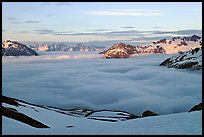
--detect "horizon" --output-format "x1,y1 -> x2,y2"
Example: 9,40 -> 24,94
2,2 -> 202,43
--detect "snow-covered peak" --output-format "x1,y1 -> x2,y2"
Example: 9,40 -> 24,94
2,40 -> 38,56
2,40 -> 18,48
160,47 -> 202,70
151,35 -> 202,54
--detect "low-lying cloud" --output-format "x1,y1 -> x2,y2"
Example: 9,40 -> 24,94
2,52 -> 103,63
2,53 -> 202,115
12,20 -> 41,24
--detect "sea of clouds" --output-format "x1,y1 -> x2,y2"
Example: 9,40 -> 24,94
2,51 -> 202,115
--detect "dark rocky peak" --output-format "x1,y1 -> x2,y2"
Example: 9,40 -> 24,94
172,37 -> 180,41
152,39 -> 167,44
182,34 -> 201,42
189,34 -> 201,42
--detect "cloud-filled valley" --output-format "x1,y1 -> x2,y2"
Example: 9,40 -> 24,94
2,52 -> 202,115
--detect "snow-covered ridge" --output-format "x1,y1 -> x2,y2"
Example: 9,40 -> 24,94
2,40 -> 38,56
150,34 -> 202,54
102,35 -> 202,58
103,42 -> 165,58
160,47 -> 202,70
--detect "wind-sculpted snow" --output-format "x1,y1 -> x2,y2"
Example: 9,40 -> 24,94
2,52 -> 202,115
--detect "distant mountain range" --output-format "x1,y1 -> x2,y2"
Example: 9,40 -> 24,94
29,43 -> 106,52
102,35 -> 202,59
2,35 -> 202,57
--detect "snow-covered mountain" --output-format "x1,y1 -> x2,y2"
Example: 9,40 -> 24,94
150,34 -> 202,54
103,43 -> 137,58
65,44 -> 105,52
160,47 -> 202,70
2,95 -> 202,135
30,43 -> 68,51
2,40 -> 38,56
29,43 -> 105,52
103,42 -> 165,58
102,35 -> 202,59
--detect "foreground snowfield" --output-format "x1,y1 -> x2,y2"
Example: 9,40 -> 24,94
2,101 -> 202,135
2,51 -> 202,134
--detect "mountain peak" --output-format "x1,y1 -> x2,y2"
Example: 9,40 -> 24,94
2,40 -> 38,56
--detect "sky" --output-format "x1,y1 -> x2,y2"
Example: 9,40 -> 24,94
2,2 -> 202,42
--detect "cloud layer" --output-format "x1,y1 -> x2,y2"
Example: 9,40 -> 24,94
2,52 -> 202,115
81,9 -> 163,16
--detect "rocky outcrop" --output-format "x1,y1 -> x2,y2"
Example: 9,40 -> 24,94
142,110 -> 158,117
2,95 -> 49,128
84,110 -> 140,122
160,47 -> 202,70
188,103 -> 202,112
2,106 -> 49,128
2,40 -> 38,56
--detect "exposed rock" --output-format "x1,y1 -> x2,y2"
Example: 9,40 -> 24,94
2,95 -> 19,107
186,34 -> 201,42
188,103 -> 202,112
2,106 -> 49,128
85,110 -> 140,122
99,50 -> 107,54
2,95 -> 140,124
151,34 -> 202,54
136,45 -> 166,54
142,110 -> 158,117
153,39 -> 167,44
2,40 -> 38,56
160,47 -> 202,70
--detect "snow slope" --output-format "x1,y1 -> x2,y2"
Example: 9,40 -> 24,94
2,97 -> 202,135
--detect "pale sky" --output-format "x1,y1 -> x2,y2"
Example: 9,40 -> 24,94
2,2 -> 202,42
